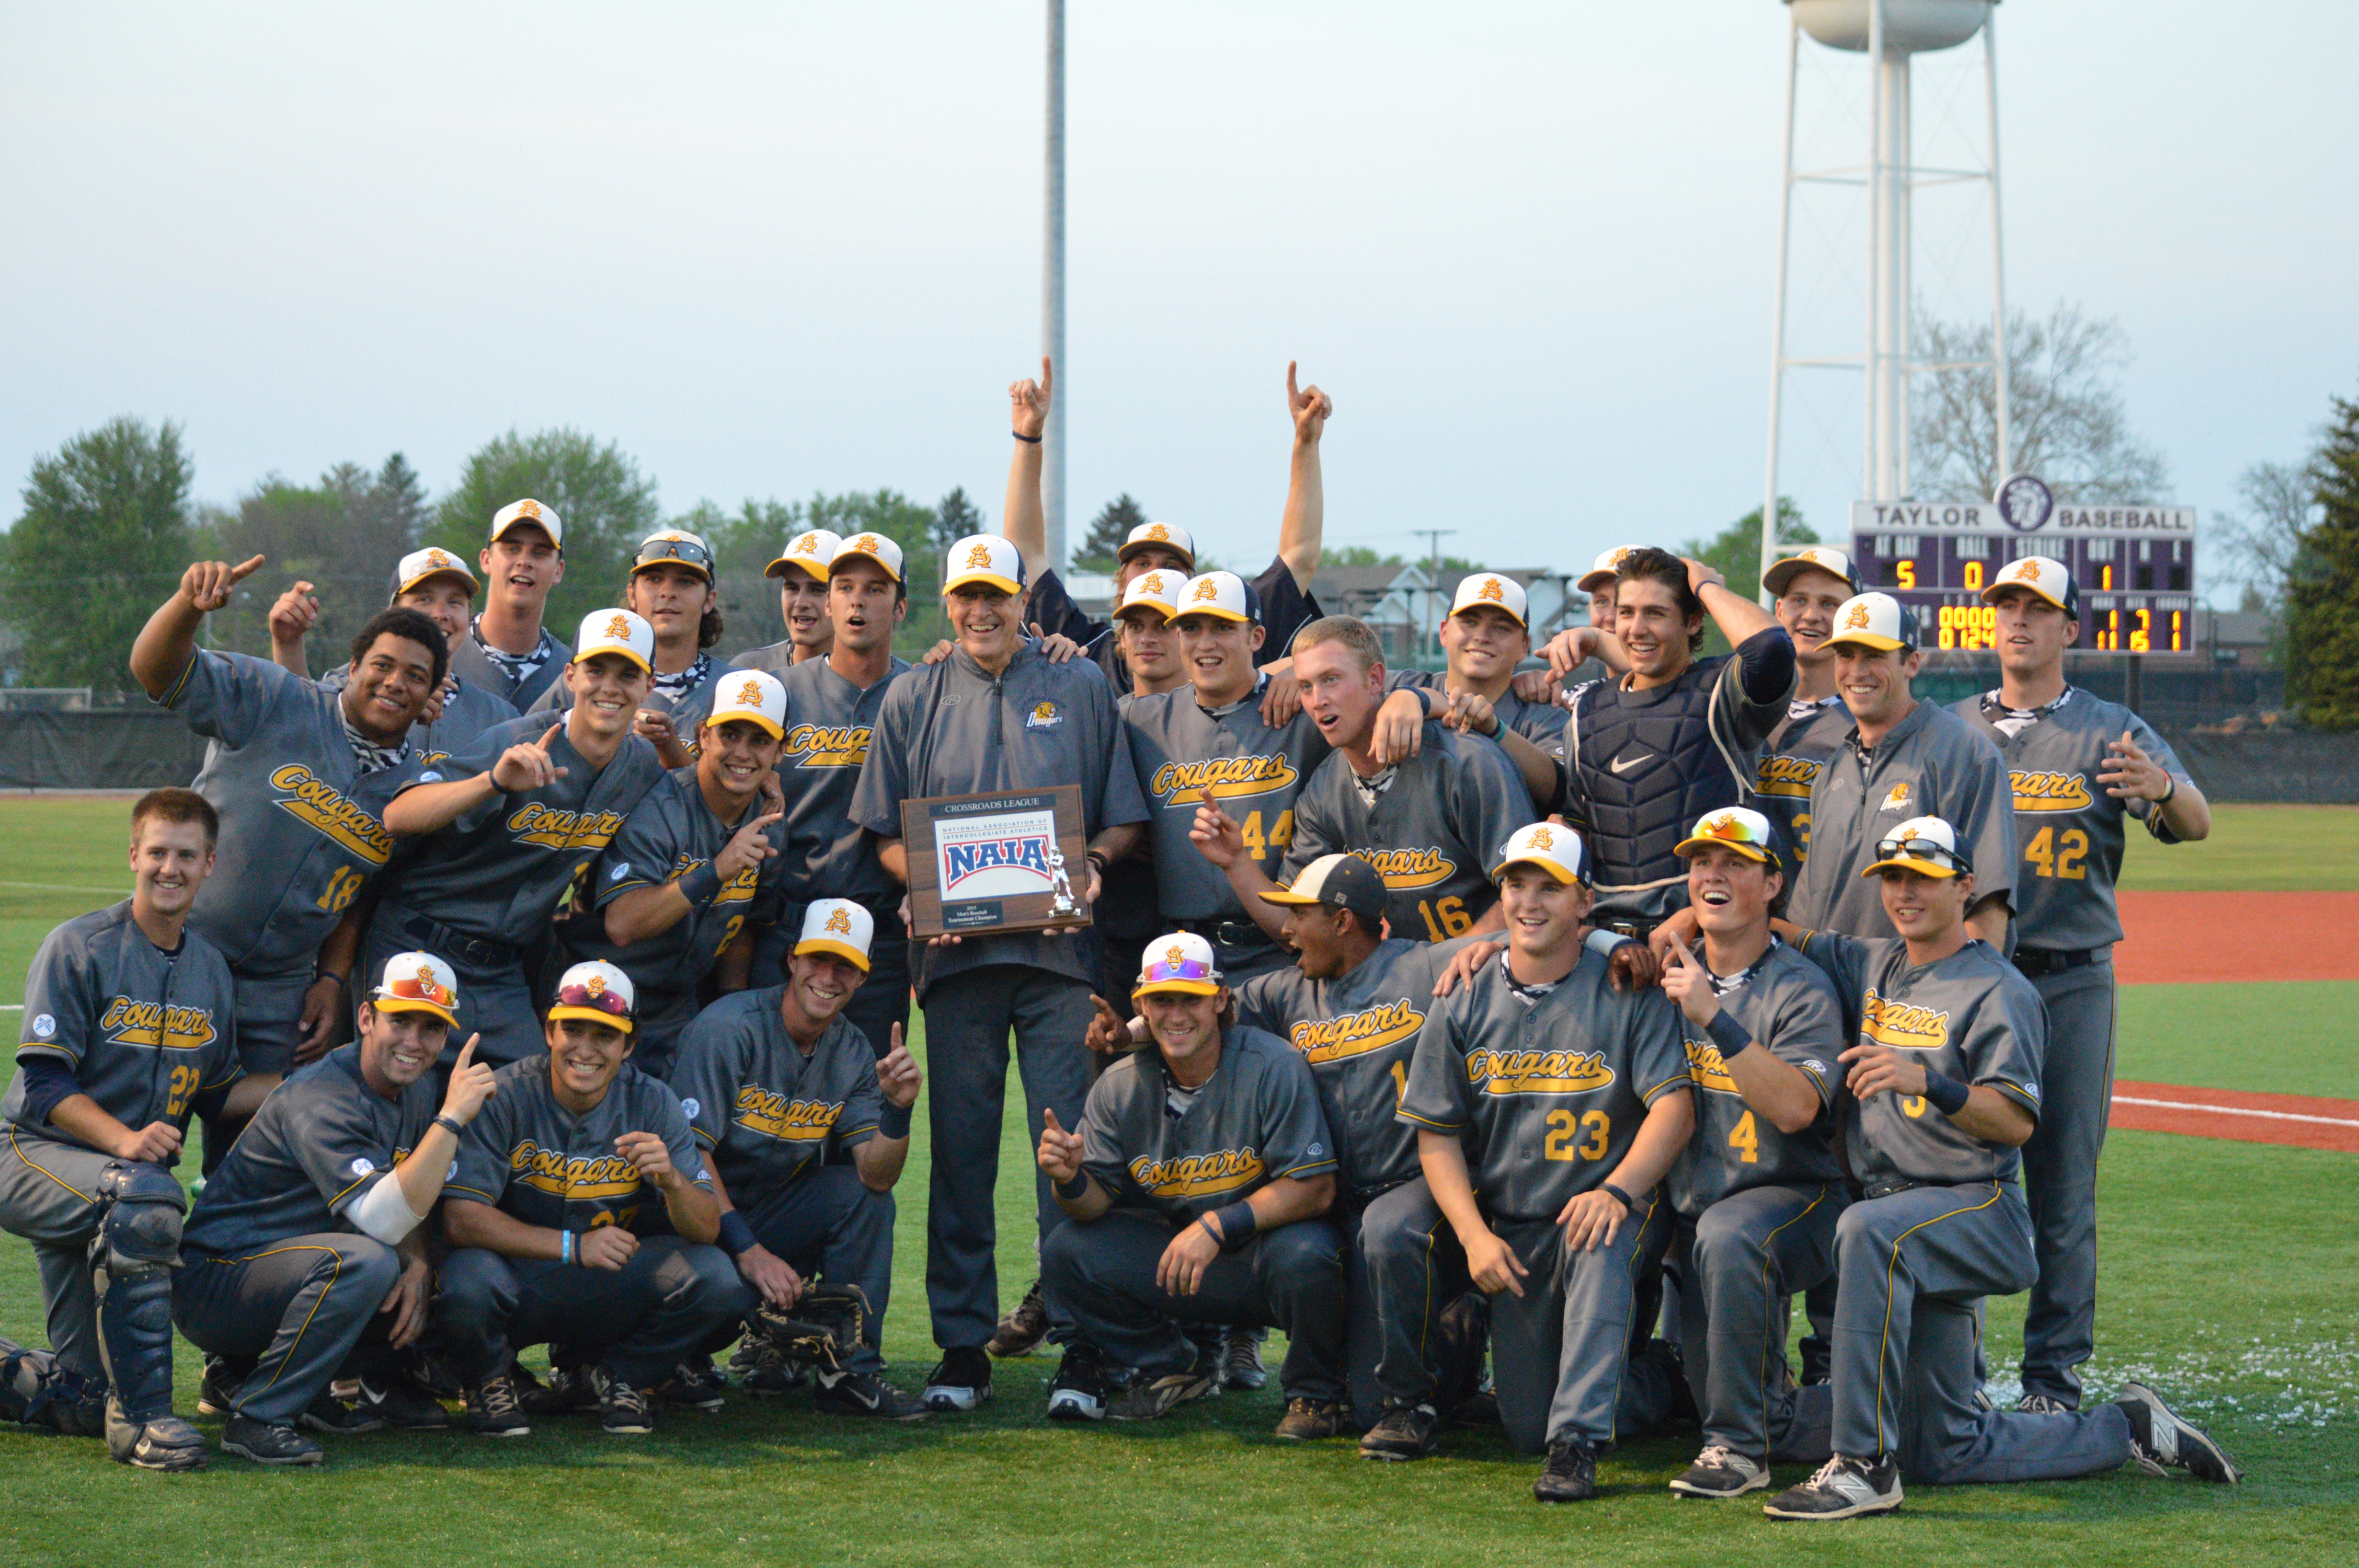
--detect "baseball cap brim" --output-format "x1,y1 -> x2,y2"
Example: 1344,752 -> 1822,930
371,993 -> 458,1029
830,553 -> 903,583
1118,539 -> 1196,568
1764,559 -> 1853,597
706,709 -> 784,741
1172,603 -> 1249,625
547,1004 -> 635,1034
1860,852 -> 1962,880
1980,578 -> 2072,613
793,936 -> 871,972
1132,975 -> 1220,998
490,517 -> 559,546
944,570 -> 1023,597
577,644 -> 653,674
1256,887 -> 1326,907
1824,629 -> 1909,653
1490,852 -> 1582,886
1674,834 -> 1774,864
766,555 -> 831,581
1575,568 -> 1618,592
1115,601 -> 1174,625
397,566 -> 478,598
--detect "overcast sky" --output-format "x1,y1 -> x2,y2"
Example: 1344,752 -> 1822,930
2,2 -> 2351,596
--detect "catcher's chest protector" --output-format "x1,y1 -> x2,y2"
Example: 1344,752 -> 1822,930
1571,663 -> 1740,890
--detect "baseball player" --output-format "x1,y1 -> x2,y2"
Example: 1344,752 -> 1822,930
1782,592 -> 2016,947
1395,573 -> 1572,766
267,546 -> 521,765
1036,933 -> 1347,1435
670,900 -> 927,1420
1762,817 -> 2235,1517
128,556 -> 440,1166
1955,556 -> 2208,1414
446,498 -> 571,711
1206,616 -> 1528,947
1653,808 -> 1848,1498
175,951 -> 497,1465
437,960 -> 739,1437
1088,569 -> 1191,1026
850,532 -> 1149,1412
365,609 -> 668,1066
0,790 -> 250,1469
1546,545 -> 1635,694
1750,546 -> 1863,868
533,529 -> 729,769
731,527 -> 844,675
1398,823 -> 1695,1502
566,668 -> 794,1079
1005,359 -> 1331,696
760,532 -> 914,1058
1545,547 -> 1796,939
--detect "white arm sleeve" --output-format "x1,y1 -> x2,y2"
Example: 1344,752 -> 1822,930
350,1172 -> 430,1246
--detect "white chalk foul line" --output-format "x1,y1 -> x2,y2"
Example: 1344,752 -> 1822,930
2114,1094 -> 2359,1131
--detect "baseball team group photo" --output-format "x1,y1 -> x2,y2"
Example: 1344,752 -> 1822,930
2,5 -> 2354,1566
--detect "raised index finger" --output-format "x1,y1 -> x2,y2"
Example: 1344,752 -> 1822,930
228,554 -> 267,581
1286,359 -> 1300,405
537,724 -> 563,751
453,1034 -> 480,1073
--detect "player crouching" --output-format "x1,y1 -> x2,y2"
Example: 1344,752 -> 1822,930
669,900 -> 928,1420
436,962 -> 741,1437
1035,933 -> 1349,1437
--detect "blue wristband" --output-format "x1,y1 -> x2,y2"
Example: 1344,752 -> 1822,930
1208,1201 -> 1259,1248
1704,1012 -> 1755,1060
1922,1069 -> 1972,1117
716,1210 -> 760,1259
1054,1170 -> 1089,1202
559,1230 -> 574,1266
678,862 -> 723,906
879,1101 -> 913,1140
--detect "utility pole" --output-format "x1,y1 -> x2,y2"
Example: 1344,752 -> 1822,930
1414,527 -> 1456,664
1042,0 -> 1068,574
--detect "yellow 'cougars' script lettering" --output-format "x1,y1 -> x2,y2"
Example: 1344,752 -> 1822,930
268,764 -> 395,864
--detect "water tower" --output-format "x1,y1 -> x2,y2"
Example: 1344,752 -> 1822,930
1760,0 -> 2011,584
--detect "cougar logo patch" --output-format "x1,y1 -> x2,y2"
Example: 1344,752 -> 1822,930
1149,754 -> 1298,806
1879,782 -> 1913,813
1024,701 -> 1062,730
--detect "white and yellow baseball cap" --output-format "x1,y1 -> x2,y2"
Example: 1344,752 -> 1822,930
1577,546 -> 1636,593
370,951 -> 461,1029
1134,931 -> 1221,998
1983,554 -> 2078,617
394,547 -> 478,599
1491,822 -> 1588,886
830,531 -> 906,583
706,668 -> 787,739
549,960 -> 636,1033
795,898 -> 874,972
1450,572 -> 1528,629
943,535 -> 1025,597
1824,592 -> 1919,654
490,497 -> 564,548
1863,815 -> 1969,879
1172,571 -> 1254,625
1118,521 -> 1196,570
1674,806 -> 1781,869
768,528 -> 843,582
1763,545 -> 1862,598
574,608 -> 655,672
1114,569 -> 1183,625
633,529 -> 716,582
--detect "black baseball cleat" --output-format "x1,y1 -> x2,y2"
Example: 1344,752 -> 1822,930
357,1372 -> 450,1430
658,1361 -> 727,1412
986,1281 -> 1051,1359
1046,1342 -> 1109,1422
520,1363 -> 597,1416
814,1369 -> 931,1422
737,1336 -> 803,1397
196,1355 -> 251,1419
923,1346 -> 994,1412
1669,1445 -> 1769,1498
1221,1329 -> 1269,1392
222,1415 -> 325,1467
465,1374 -> 531,1438
110,1415 -> 210,1472
2116,1382 -> 2241,1483
296,1389 -> 387,1435
1533,1438 -> 1601,1502
1763,1454 -> 1904,1519
1359,1401 -> 1440,1462
1274,1398 -> 1345,1442
591,1366 -> 656,1435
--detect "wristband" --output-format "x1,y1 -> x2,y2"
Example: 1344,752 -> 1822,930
1012,430 -> 1043,444
1086,849 -> 1110,875
315,970 -> 348,991
678,862 -> 724,906
559,1230 -> 575,1266
1584,928 -> 1632,960
1921,1069 -> 1972,1117
1704,1012 -> 1755,1061
716,1210 -> 760,1259
433,1113 -> 465,1139
1601,1183 -> 1637,1213
878,1101 -> 913,1140
1208,1201 -> 1259,1248
1054,1170 -> 1089,1202
2157,774 -> 2178,804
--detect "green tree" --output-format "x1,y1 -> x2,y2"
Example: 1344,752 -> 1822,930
933,486 -> 984,555
0,417 -> 194,693
1680,498 -> 1816,655
198,454 -> 434,659
2286,393 -> 2359,729
426,429 -> 661,639
1074,493 -> 1148,572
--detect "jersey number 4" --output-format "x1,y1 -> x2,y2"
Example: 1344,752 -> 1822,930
2022,826 -> 2089,881
1238,810 -> 1295,865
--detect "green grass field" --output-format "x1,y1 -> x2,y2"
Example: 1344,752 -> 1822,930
0,799 -> 2352,1566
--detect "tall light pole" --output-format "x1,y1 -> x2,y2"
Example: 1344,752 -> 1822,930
1043,0 -> 1068,573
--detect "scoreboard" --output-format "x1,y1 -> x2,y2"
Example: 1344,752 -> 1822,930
1849,481 -> 2198,655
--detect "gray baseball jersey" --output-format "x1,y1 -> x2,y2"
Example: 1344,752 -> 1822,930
1787,700 -> 2016,940
1124,676 -> 1332,920
1398,949 -> 1689,1223
774,654 -> 911,912
1791,930 -> 2045,1189
1953,688 -> 2193,952
320,663 -> 518,769
154,649 -> 421,981
448,1055 -> 709,1236
850,642 -> 1150,998
532,653 -> 727,759
3,903 -> 242,1157
449,622 -> 571,712
570,767 -> 792,1033
1388,668 -> 1570,758
669,989 -> 884,1211
180,1043 -> 434,1255
1282,722 -> 1529,944
730,642 -> 796,677
1234,937 -> 1476,1197
377,713 -> 666,947
1752,695 -> 1850,869
1079,1025 -> 1337,1224
1665,940 -> 1845,1218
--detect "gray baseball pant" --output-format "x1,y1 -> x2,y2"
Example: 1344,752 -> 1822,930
175,1236 -> 400,1424
1488,1193 -> 1674,1454
0,1136 -> 125,1385
434,1236 -> 744,1389
918,964 -> 1094,1350
2019,959 -> 2115,1408
729,1166 -> 896,1374
1355,1177 -> 1474,1422
1670,1181 -> 1845,1461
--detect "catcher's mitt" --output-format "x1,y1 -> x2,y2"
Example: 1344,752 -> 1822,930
747,1283 -> 871,1375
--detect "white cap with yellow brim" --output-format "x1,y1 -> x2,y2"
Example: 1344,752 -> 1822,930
490,498 -> 563,547
1133,931 -> 1222,998
394,547 -> 478,601
548,960 -> 636,1034
573,608 -> 655,673
943,535 -> 1026,597
1114,570 -> 1182,624
1490,822 -> 1588,886
830,532 -> 906,583
1118,520 -> 1197,569
706,669 -> 787,740
1576,546 -> 1636,593
1861,815 -> 1969,880
1674,806 -> 1781,870
795,898 -> 874,972
768,529 -> 844,582
1763,545 -> 1861,599
370,951 -> 461,1029
1450,572 -> 1528,629
1824,592 -> 1919,654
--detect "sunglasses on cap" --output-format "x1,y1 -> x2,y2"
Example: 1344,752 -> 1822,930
635,537 -> 714,572
555,980 -> 633,1018
387,974 -> 454,1008
1873,835 -> 1965,871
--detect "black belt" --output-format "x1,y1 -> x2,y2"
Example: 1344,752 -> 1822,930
2012,947 -> 2101,977
401,914 -> 519,972
1177,918 -> 1275,952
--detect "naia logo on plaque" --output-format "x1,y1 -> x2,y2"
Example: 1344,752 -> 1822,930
934,806 -> 1062,899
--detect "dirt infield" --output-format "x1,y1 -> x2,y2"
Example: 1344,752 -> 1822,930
2116,891 -> 2359,984
2113,1079 -> 2359,1154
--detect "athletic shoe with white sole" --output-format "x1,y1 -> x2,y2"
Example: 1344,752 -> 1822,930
1046,1343 -> 1109,1422
222,1414 -> 324,1466
1763,1454 -> 1903,1519
658,1361 -> 727,1412
2017,1392 -> 2071,1415
1669,1445 -> 1769,1498
592,1366 -> 656,1435
814,1369 -> 931,1422
465,1374 -> 531,1438
922,1346 -> 994,1412
2116,1382 -> 2241,1483
296,1389 -> 386,1435
358,1373 -> 450,1430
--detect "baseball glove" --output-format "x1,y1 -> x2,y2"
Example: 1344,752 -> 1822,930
747,1283 -> 871,1375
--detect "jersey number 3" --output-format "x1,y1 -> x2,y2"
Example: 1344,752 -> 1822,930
1543,1109 -> 1610,1162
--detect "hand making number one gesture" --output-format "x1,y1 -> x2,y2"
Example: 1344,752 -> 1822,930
491,725 -> 570,793
180,555 -> 266,614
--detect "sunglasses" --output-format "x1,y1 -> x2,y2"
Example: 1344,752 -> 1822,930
387,974 -> 454,1008
636,537 -> 714,572
1139,957 -> 1217,986
1875,837 -> 1960,868
556,981 -> 632,1018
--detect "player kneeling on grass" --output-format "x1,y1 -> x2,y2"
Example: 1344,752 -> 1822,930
1399,824 -> 1695,1504
1760,816 -> 2237,1520
1655,808 -> 1849,1499
669,900 -> 927,1420
0,790 -> 261,1469
1035,933 -> 1349,1436
436,962 -> 740,1438
175,952 -> 496,1465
